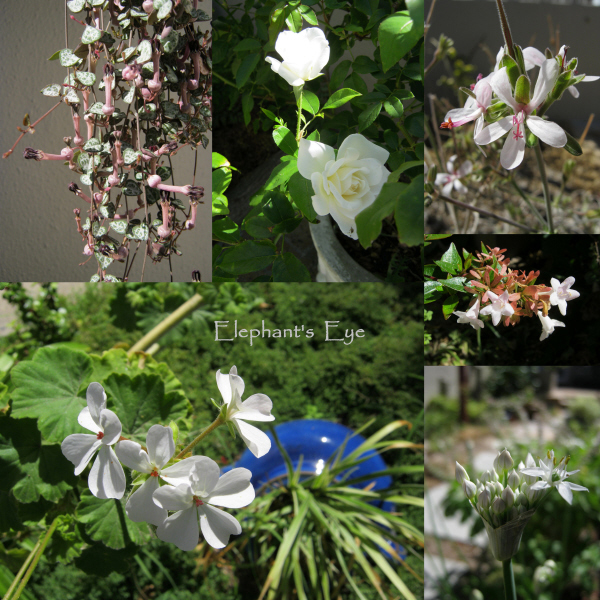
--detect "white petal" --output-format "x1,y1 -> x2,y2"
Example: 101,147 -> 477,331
491,68 -> 519,112
582,75 -> 600,82
161,456 -> 209,487
337,134 -> 389,165
199,504 -> 242,549
153,483 -> 194,511
526,116 -> 567,148
86,382 -> 107,426
455,160 -> 473,178
453,180 -> 468,195
88,445 -> 126,499
157,505 -> 200,552
114,440 -> 152,473
126,476 -> 167,526
523,46 -> 546,70
146,424 -> 175,469
490,309 -> 501,326
189,457 -> 221,496
62,434 -> 101,476
531,59 -> 560,108
500,131 -> 525,170
520,467 -> 545,476
557,298 -> 567,316
99,409 -> 122,445
556,481 -> 573,505
474,117 -> 513,145
442,182 -> 454,197
530,481 -> 551,491
208,468 -> 255,508
565,483 -> 588,492
298,139 -> 335,179
265,56 -> 304,86
562,276 -> 576,289
216,368 -> 232,405
237,394 -> 275,422
78,407 -> 101,434
569,86 -> 580,99
233,418 -> 272,458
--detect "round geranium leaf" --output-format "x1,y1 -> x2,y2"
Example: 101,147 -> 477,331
81,25 -> 102,45
136,40 -> 152,64
59,49 -> 82,67
41,84 -> 62,97
76,71 -> 97,87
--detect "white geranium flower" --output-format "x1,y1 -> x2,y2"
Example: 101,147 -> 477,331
479,290 -> 514,326
441,76 -> 493,137
153,458 -> 255,551
297,134 -> 390,239
61,382 -> 126,499
537,310 -> 565,341
265,27 -> 330,87
520,450 -> 588,505
453,297 -> 484,330
115,425 -> 209,526
549,277 -> 579,316
434,155 -> 473,197
216,366 -> 275,458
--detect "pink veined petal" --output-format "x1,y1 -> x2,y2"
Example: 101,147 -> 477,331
189,457 -> 221,496
126,476 -> 167,526
500,129 -> 526,170
490,68 -> 519,112
157,505 -> 200,552
444,106 -> 480,126
99,409 -> 122,445
114,440 -> 152,473
446,155 -> 457,173
199,503 -> 242,549
522,46 -> 546,70
474,117 -> 513,145
455,160 -> 473,178
298,139 -> 335,180
153,483 -> 194,512
61,434 -> 102,476
237,393 -> 275,422
146,424 -> 175,469
233,418 -> 272,458
475,78 -> 493,108
530,59 -> 560,109
208,468 -> 255,508
556,481 -> 573,505
526,116 -> 567,148
78,407 -> 101,434
86,382 -> 107,426
160,456 -> 209,486
88,445 -> 126,499
337,134 -> 389,165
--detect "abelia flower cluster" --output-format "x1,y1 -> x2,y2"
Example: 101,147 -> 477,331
456,448 -> 587,560
61,367 -> 274,551
440,43 -> 598,170
452,245 -> 579,341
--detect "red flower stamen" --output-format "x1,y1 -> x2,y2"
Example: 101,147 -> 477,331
440,118 -> 454,130
97,431 -> 104,440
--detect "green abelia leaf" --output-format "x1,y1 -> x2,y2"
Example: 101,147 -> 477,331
110,220 -> 128,234
136,40 -> 152,64
75,71 -> 97,87
10,347 -> 94,443
41,84 -> 62,97
67,0 -> 86,13
81,26 -> 103,45
59,49 -> 83,68
95,253 -> 113,270
440,277 -> 468,293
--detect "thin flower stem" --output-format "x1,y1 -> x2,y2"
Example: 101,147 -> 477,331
502,559 -> 517,600
127,293 -> 204,356
495,0 -> 516,61
9,518 -> 59,600
2,539 -> 42,600
296,87 -> 304,142
508,180 -> 549,231
176,415 -> 224,458
533,142 -> 554,234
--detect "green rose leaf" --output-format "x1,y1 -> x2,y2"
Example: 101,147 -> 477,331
236,53 -> 261,88
287,171 -> 317,221
219,240 -> 278,276
264,159 -> 298,190
356,182 -> 405,249
272,253 -> 311,282
81,26 -> 103,45
301,90 -> 320,115
75,71 -> 97,87
213,217 -> 241,244
379,11 -> 421,73
395,175 -> 424,246
358,102 -> 383,132
212,153 -> 231,169
272,127 -> 298,156
263,191 -> 296,225
10,346 -> 93,443
322,88 -> 362,111
406,0 -> 425,38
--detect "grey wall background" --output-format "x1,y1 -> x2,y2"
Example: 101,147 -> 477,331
0,0 -> 212,282
426,1 -> 600,139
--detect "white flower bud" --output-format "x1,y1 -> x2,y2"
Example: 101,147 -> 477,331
478,487 -> 492,510
492,497 -> 506,514
507,469 -> 521,490
455,461 -> 469,485
521,482 -> 529,496
462,479 -> 477,499
494,481 -> 504,496
516,492 -> 528,507
502,485 -> 515,508
480,469 -> 493,483
491,468 -> 500,482
495,449 -> 514,472
486,482 -> 496,498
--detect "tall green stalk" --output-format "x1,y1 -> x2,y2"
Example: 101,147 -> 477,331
495,0 -> 516,60
502,559 -> 517,600
533,142 -> 554,234
295,86 -> 304,142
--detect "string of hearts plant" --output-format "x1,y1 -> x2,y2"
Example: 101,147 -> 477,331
3,0 -> 212,282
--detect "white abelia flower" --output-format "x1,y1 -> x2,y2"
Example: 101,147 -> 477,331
537,310 -> 565,341
297,134 -> 390,239
61,382 -> 126,499
453,297 -> 484,330
116,425 -> 209,526
549,276 -> 579,316
265,28 -> 330,87
480,291 -> 514,326
153,458 -> 255,551
434,155 -> 473,197
216,366 -> 275,458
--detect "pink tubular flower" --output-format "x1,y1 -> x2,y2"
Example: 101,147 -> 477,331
440,75 -> 493,137
24,147 -> 74,162
474,59 -> 567,170
434,155 -> 472,197
102,64 -> 115,116
157,199 -> 172,239
69,182 -> 92,204
147,174 -> 204,201
185,202 -> 197,230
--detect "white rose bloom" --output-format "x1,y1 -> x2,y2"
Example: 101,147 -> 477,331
297,134 -> 390,239
265,28 -> 330,87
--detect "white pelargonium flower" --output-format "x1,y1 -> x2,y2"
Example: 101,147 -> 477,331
217,366 -> 275,458
441,75 -> 493,137
265,28 -> 330,87
520,450 -> 588,505
549,276 -> 579,316
297,134 -> 390,239
153,458 -> 255,551
475,59 -> 567,170
434,155 -> 473,197
116,425 -> 210,526
537,310 -> 565,341
479,290 -> 514,326
453,297 -> 484,330
61,382 -> 126,499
